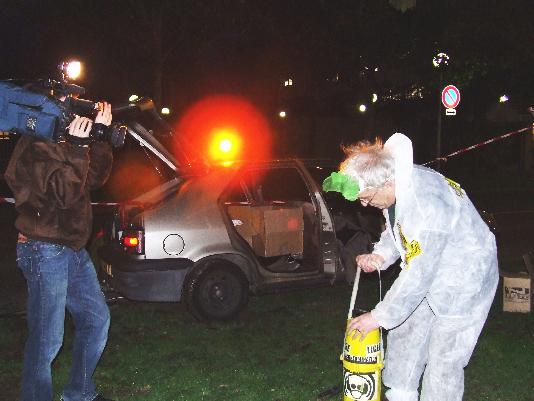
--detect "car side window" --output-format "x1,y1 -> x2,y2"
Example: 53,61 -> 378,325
306,164 -> 337,188
243,167 -> 311,203
223,179 -> 249,203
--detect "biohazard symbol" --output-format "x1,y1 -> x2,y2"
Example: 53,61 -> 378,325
397,223 -> 422,267
445,177 -> 464,197
343,370 -> 377,401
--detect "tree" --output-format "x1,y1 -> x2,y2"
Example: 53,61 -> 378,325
389,0 -> 417,13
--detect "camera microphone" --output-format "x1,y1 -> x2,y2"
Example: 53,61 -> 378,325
111,103 -> 138,114
112,98 -> 156,114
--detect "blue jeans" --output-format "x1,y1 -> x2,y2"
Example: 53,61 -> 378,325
16,239 -> 110,401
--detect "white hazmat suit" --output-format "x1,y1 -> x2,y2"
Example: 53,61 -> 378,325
370,134 -> 499,401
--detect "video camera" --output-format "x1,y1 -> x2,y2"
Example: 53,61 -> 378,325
0,61 -> 146,148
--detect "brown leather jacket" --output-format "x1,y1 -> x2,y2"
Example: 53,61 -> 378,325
5,135 -> 113,250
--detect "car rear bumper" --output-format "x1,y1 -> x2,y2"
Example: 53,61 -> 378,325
98,244 -> 193,302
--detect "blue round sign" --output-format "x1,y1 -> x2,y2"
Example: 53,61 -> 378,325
441,85 -> 461,109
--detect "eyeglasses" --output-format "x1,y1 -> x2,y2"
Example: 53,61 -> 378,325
359,187 -> 379,206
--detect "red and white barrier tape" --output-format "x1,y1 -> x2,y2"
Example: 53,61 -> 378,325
423,126 -> 532,166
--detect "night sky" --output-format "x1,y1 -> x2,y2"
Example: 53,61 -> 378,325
1,0 -> 532,167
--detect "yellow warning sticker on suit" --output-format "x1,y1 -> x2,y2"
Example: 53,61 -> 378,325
445,177 -> 464,197
397,223 -> 422,266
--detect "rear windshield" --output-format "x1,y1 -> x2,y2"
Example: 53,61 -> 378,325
96,134 -> 177,202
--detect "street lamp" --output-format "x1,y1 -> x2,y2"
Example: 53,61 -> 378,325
499,95 -> 509,103
161,107 -> 170,115
432,52 -> 449,69
129,94 -> 139,102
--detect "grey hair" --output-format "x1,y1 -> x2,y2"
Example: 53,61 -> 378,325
339,138 -> 395,188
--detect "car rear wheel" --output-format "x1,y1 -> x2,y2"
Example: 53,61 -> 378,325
184,260 -> 249,321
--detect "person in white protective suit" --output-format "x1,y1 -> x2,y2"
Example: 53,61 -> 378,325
339,133 -> 499,401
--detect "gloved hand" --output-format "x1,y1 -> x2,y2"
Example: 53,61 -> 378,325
356,253 -> 384,273
94,102 -> 112,126
68,116 -> 93,138
347,312 -> 380,341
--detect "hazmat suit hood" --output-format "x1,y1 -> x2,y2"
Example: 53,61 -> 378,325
383,133 -> 413,203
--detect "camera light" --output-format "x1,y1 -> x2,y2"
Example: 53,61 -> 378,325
64,61 -> 82,80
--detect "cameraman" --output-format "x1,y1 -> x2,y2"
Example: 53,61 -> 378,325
5,103 -> 115,401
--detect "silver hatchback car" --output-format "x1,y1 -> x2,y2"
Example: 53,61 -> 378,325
98,124 -> 381,320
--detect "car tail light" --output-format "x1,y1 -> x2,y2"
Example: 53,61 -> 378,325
123,236 -> 139,247
121,229 -> 145,255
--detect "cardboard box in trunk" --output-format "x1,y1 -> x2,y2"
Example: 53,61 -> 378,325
252,231 -> 304,257
252,206 -> 304,257
227,205 -> 256,247
500,252 -> 533,313
227,204 -> 304,257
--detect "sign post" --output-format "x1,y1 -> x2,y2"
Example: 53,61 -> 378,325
441,85 -> 461,115
436,84 -> 461,171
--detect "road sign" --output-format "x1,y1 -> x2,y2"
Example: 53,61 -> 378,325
441,85 -> 461,109
445,108 -> 457,116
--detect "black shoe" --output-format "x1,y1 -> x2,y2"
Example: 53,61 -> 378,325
93,395 -> 115,401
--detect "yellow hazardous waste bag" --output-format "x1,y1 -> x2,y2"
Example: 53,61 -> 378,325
341,327 -> 383,401
341,266 -> 383,401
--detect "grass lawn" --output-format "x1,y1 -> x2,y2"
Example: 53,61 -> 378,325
1,270 -> 533,401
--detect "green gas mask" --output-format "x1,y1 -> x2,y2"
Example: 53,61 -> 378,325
322,172 -> 360,201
